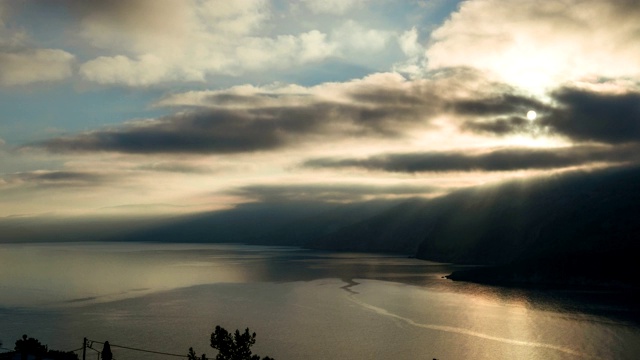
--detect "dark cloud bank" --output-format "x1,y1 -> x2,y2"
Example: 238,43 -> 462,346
33,71 -> 548,155
36,102 -> 424,154
468,87 -> 640,144
304,145 -> 640,173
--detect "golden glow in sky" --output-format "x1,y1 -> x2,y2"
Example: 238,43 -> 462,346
0,0 -> 639,218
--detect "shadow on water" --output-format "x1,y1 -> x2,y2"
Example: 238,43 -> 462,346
227,248 -> 640,327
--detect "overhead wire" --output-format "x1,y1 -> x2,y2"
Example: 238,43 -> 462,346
87,339 -> 188,358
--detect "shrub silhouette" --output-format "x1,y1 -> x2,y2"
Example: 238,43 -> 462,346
189,325 -> 274,360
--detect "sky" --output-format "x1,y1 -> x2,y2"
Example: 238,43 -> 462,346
1,0 -> 640,219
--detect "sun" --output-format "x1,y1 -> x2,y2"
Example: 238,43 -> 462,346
526,110 -> 537,121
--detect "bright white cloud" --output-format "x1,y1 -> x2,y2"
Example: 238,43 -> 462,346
333,20 -> 392,53
80,54 -> 184,86
299,30 -> 337,62
393,27 -> 426,78
75,0 -> 339,86
233,30 -> 336,71
426,0 -> 640,92
0,49 -> 75,86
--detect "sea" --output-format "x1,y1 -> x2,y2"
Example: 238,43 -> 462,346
1,242 -> 639,359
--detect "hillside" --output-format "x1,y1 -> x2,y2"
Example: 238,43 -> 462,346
415,165 -> 640,265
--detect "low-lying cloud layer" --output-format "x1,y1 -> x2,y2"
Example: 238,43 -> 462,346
304,145 -> 640,173
1,170 -> 113,187
232,182 -> 437,203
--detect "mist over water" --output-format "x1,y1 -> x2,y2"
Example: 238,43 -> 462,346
1,243 -> 639,359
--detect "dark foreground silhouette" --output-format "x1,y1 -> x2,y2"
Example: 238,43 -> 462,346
0,335 -> 79,360
189,325 -> 274,360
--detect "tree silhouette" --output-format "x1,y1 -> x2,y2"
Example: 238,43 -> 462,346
13,335 -> 78,360
101,341 -> 113,360
188,325 -> 274,360
15,335 -> 47,360
188,347 -> 208,360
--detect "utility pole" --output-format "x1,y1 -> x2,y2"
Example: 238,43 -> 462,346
82,337 -> 87,360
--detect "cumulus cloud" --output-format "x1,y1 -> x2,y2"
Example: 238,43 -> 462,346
79,54 -> 175,87
303,145 -> 640,173
54,0 -> 343,85
332,20 -> 392,53
427,0 -> 640,92
393,27 -> 427,78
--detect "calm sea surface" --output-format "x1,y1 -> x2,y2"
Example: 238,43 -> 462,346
1,243 -> 639,359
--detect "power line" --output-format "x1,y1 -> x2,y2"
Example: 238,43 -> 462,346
3,338 -> 188,359
87,339 -> 188,358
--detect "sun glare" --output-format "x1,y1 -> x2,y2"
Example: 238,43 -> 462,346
526,110 -> 537,121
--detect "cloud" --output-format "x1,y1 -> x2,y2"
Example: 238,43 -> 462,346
0,49 -> 75,86
35,71 -> 547,154
23,0 -> 408,86
79,54 -> 175,87
303,145 -> 640,173
232,182 -> 436,202
0,3 -> 75,86
1,170 -> 113,187
301,0 -> 368,15
452,94 -> 549,117
136,161 -> 214,174
35,101 -> 421,154
332,20 -> 392,53
543,88 -> 640,144
36,109 -> 294,154
51,0 -> 343,86
465,87 -> 640,144
426,0 -> 640,92
464,116 -> 537,136
393,27 -> 427,78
